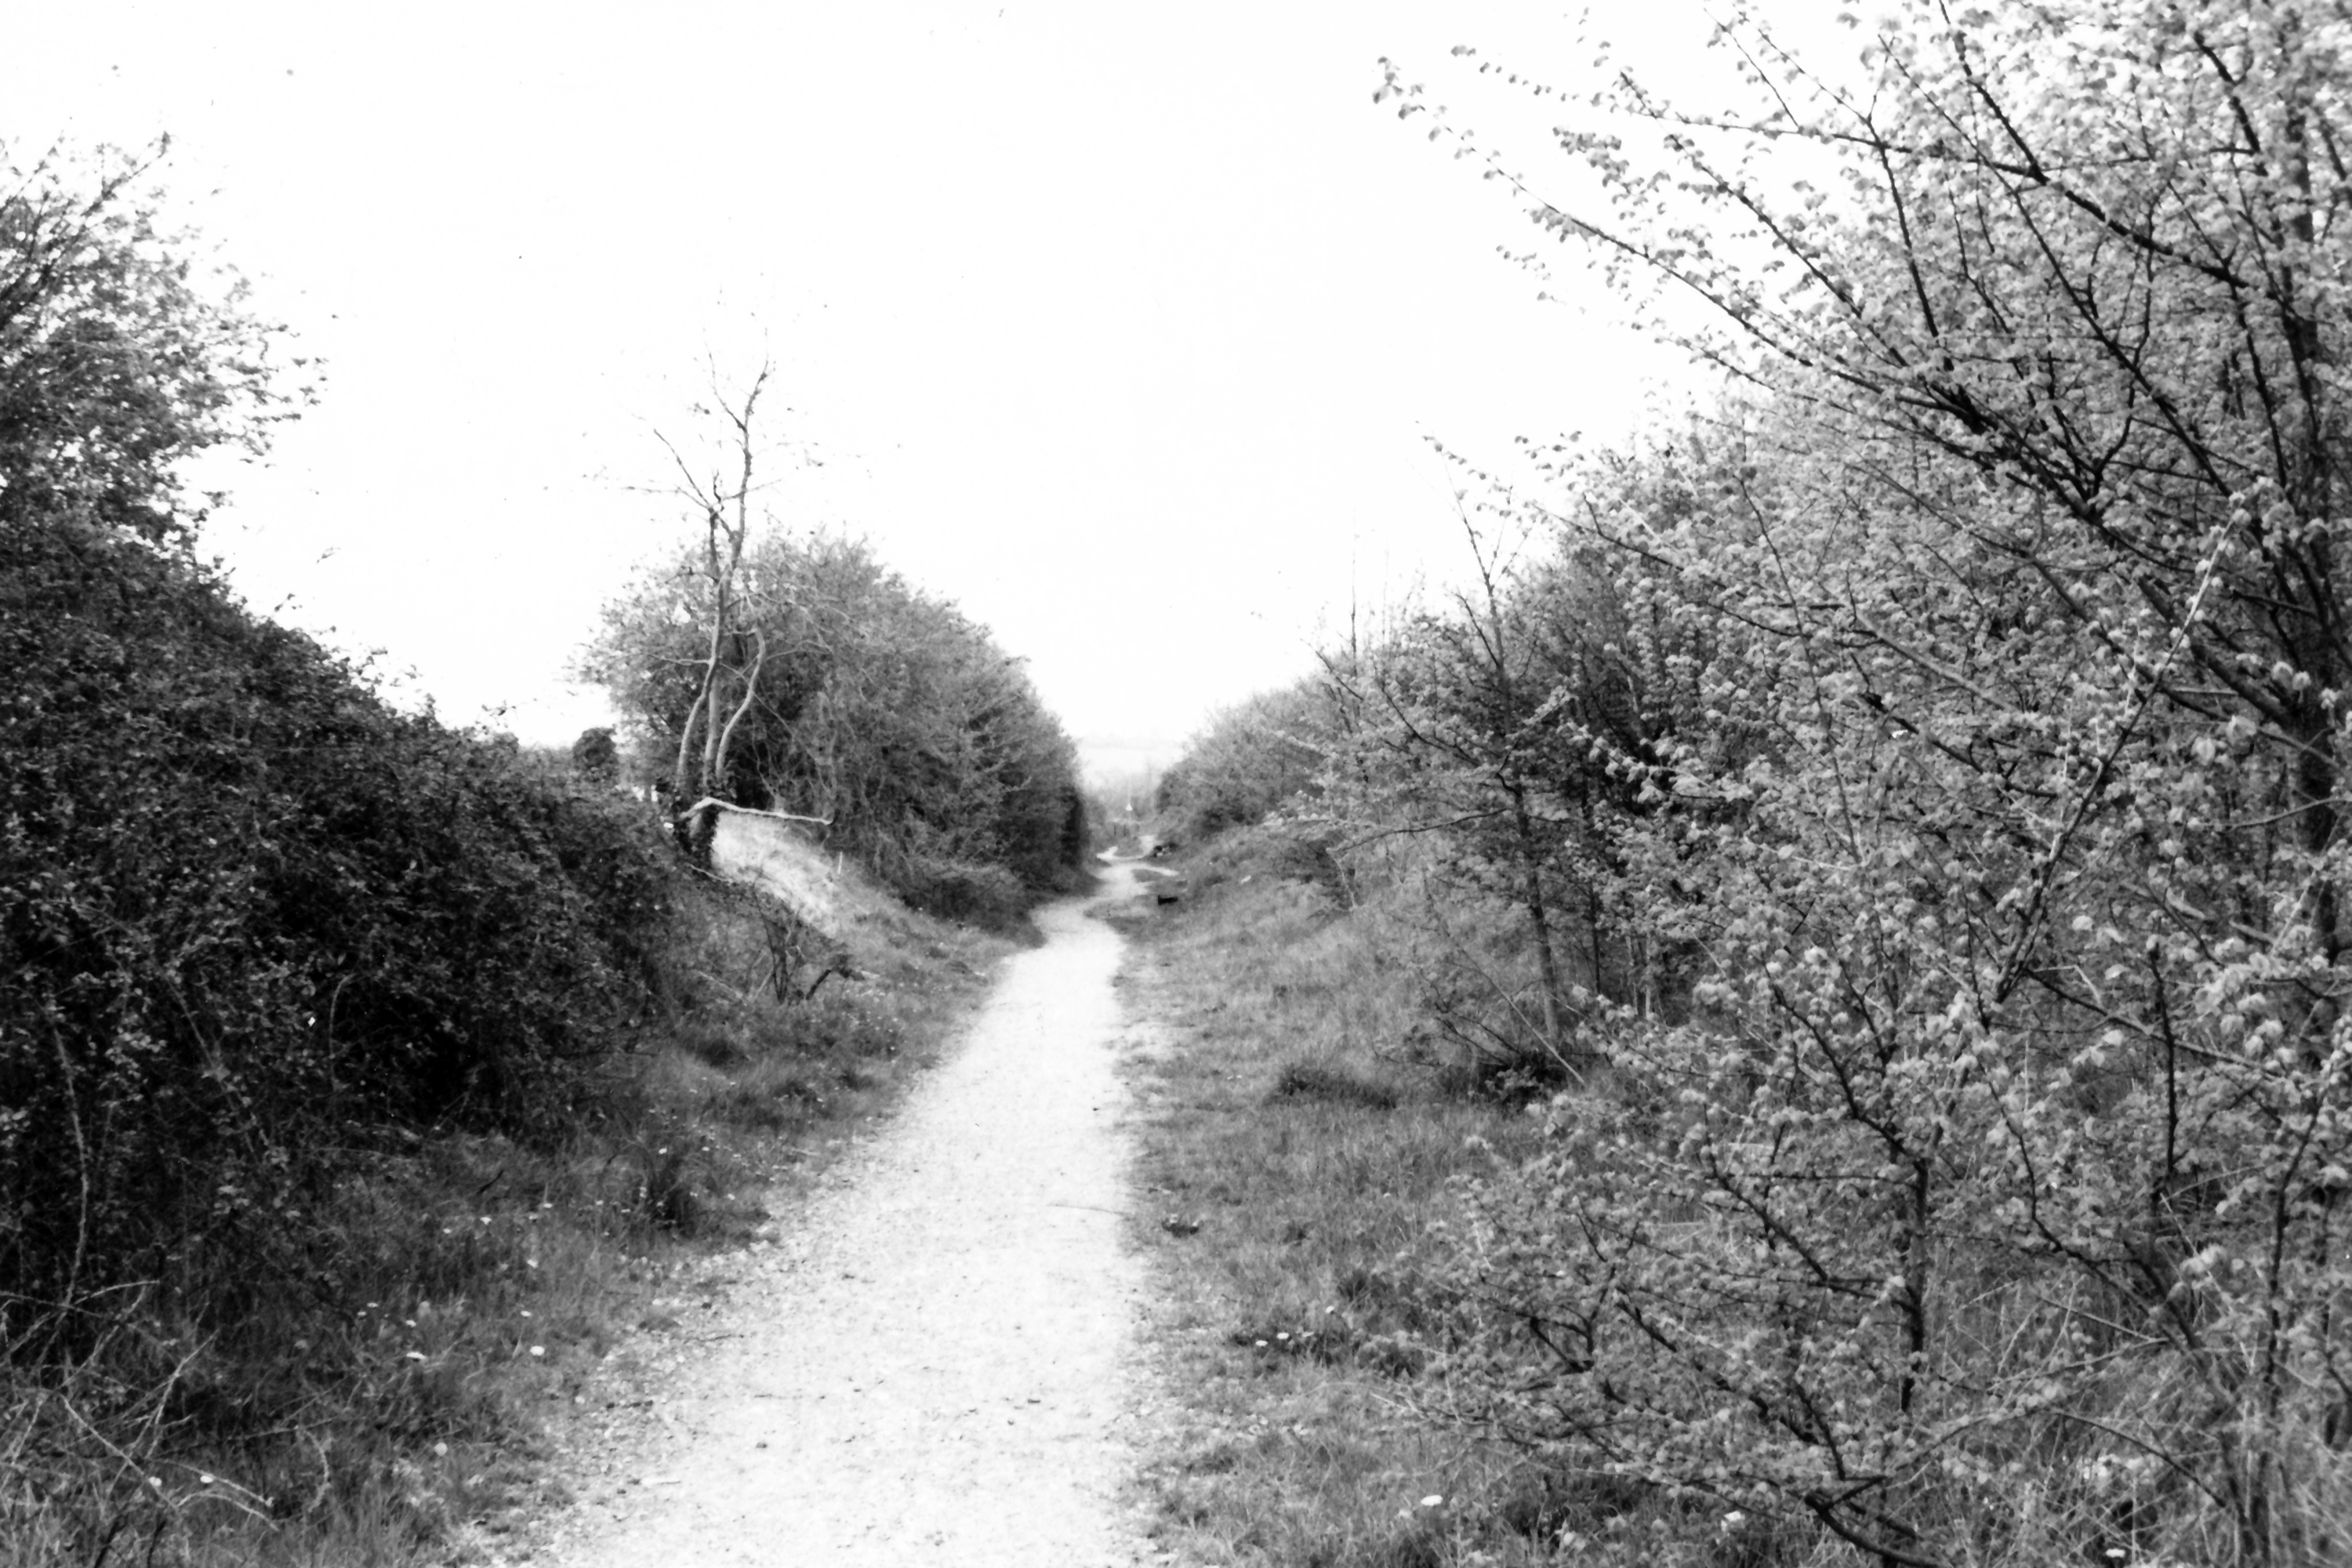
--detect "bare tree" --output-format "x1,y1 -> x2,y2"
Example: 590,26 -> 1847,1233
655,361 -> 775,851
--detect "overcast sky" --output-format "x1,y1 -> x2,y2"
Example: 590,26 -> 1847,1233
11,3 -> 1838,780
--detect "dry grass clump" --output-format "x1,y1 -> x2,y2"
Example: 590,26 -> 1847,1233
1118,859 -> 1571,1567
1269,1060 -> 1399,1112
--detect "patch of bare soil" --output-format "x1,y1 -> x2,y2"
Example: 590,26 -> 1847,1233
485,873 -> 1167,1566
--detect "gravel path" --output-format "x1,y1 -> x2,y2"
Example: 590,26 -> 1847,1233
535,873 -> 1159,1566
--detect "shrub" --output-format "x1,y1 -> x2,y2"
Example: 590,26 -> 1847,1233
0,517 -> 677,1353
1154,677 -> 1338,846
583,528 -> 1092,901
570,725 -> 619,783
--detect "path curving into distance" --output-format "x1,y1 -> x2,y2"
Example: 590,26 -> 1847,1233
545,872 -> 1156,1567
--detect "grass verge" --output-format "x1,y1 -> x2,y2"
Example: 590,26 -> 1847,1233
1110,862 -> 1577,1568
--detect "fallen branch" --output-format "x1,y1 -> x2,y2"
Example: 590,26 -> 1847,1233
679,797 -> 832,828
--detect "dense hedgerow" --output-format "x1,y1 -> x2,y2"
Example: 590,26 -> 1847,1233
0,515 -> 676,1352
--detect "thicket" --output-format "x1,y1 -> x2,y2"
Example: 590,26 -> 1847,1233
583,523 -> 1091,920
1160,5 -> 2352,1561
3,517 -> 677,1314
1152,677 -> 1338,848
0,142 -> 706,1559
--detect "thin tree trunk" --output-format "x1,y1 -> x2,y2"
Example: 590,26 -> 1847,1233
713,627 -> 768,801
1507,777 -> 1572,1067
671,684 -> 710,815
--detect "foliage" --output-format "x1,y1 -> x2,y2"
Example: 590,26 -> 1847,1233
571,724 -> 619,783
0,514 -> 678,1346
1290,462 -> 1733,1087
0,140 -> 706,1563
583,526 -> 1089,901
0,140 -> 294,548
1154,675 -> 1338,845
1312,5 -> 2352,1561
0,135 -> 1057,1566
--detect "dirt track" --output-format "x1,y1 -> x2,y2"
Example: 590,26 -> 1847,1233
522,871 -> 1160,1566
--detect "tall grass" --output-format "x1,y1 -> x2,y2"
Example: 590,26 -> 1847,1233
1113,857 -> 1575,1568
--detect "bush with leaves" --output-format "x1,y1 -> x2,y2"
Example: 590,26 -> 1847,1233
1153,676 -> 1337,846
0,141 -> 676,1388
584,526 -> 1088,902
1301,471 -> 1733,1086
0,141 -> 292,550
1357,5 -> 2352,1562
1,514 -> 677,1352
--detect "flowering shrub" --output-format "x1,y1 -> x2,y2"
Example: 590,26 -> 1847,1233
1348,5 -> 2352,1559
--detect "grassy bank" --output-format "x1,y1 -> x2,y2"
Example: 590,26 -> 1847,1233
4,856 -> 1014,1568
1110,851 -> 1569,1568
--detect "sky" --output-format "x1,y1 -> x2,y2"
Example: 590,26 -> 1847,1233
9,2 -> 1846,782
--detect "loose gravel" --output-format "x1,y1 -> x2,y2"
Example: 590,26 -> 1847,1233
510,875 -> 1163,1567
